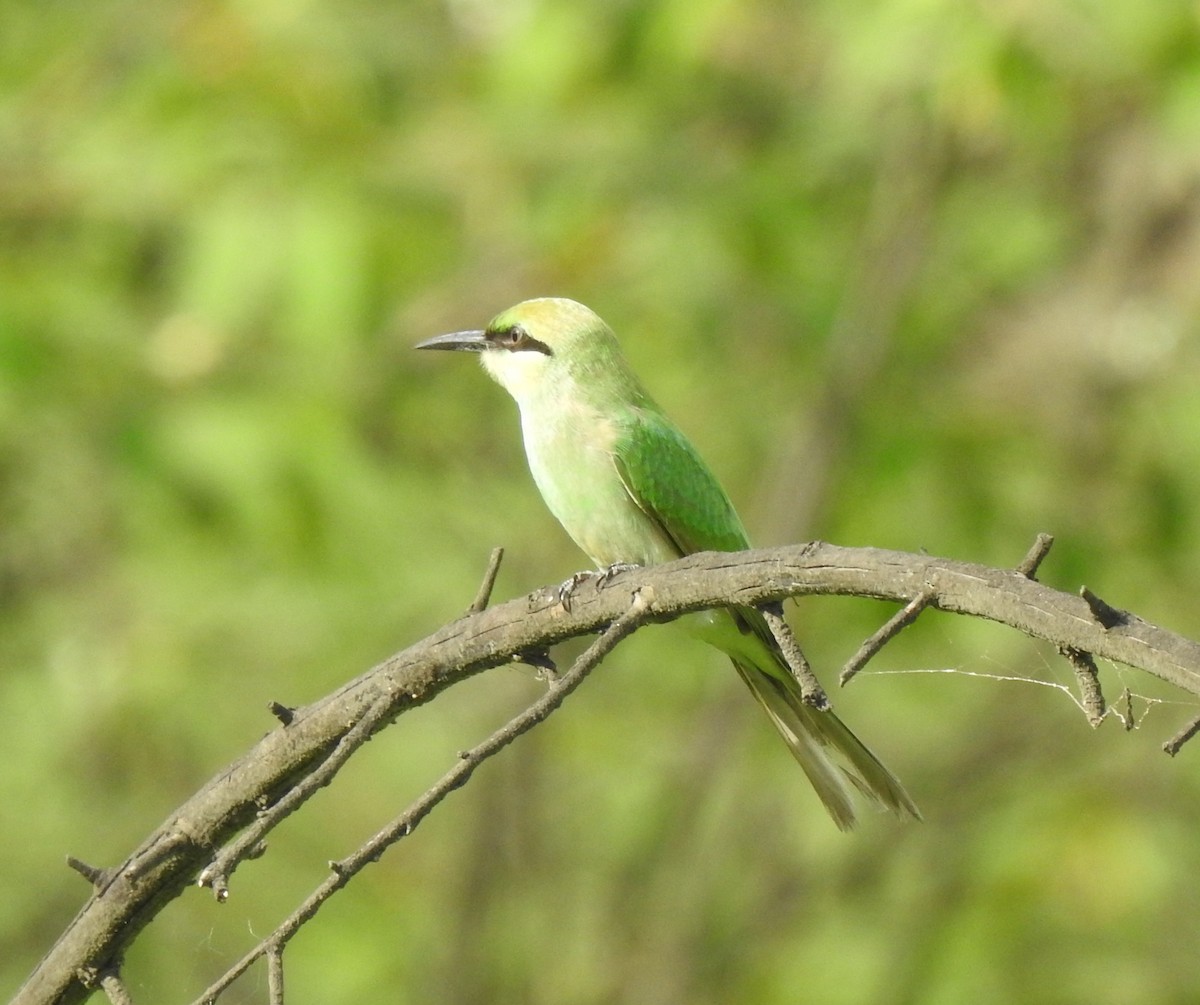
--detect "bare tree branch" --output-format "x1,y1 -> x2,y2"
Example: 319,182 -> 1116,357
189,590 -> 653,1005
15,540 -> 1200,1005
195,693 -> 395,903
760,602 -> 828,707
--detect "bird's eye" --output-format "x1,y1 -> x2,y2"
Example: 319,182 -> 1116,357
500,325 -> 527,348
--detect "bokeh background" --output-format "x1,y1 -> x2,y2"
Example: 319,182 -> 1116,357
5,1 -> 1200,1002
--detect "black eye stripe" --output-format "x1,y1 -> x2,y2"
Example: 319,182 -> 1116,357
488,324 -> 552,356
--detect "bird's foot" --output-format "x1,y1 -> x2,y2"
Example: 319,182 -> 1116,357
597,561 -> 640,585
556,570 -> 595,612
557,563 -> 641,612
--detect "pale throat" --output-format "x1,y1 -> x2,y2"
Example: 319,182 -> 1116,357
480,348 -> 553,407
483,353 -> 632,563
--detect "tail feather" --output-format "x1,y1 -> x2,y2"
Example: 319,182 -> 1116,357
732,659 -> 920,830
685,608 -> 919,828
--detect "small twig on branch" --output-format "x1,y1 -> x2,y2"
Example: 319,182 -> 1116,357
267,949 -> 284,1005
1058,647 -> 1106,726
760,603 -> 828,708
1080,586 -> 1127,629
98,970 -> 133,1005
1016,533 -> 1055,579
1121,688 -> 1137,731
1163,714 -> 1200,756
268,702 -> 295,726
468,547 -> 505,614
65,856 -> 109,890
841,586 -> 937,685
190,589 -> 654,1005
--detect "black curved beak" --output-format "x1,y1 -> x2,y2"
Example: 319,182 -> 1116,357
414,330 -> 489,352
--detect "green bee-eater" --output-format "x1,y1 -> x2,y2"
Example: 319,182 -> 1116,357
417,298 -> 918,828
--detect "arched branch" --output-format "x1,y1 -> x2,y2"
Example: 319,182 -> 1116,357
15,539 -> 1200,1004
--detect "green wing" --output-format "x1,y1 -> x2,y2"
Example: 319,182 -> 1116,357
611,406 -> 750,557
613,407 -> 919,827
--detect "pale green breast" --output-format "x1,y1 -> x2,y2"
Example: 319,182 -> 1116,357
516,376 -> 751,569
519,397 -> 680,568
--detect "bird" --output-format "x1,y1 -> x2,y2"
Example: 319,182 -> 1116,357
416,297 -> 918,828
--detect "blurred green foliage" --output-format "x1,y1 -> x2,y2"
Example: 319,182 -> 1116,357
4,0 -> 1200,1002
